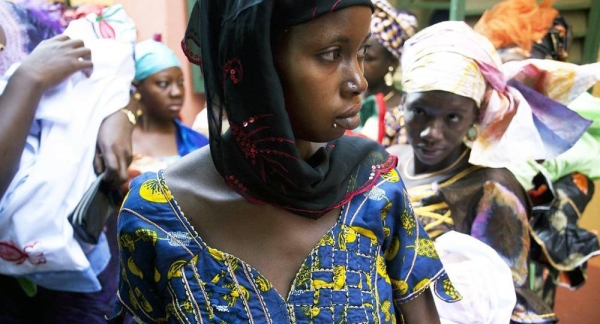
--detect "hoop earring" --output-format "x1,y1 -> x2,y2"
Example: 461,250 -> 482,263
466,125 -> 478,141
385,66 -> 395,86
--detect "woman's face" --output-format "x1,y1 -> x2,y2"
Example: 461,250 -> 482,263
403,90 -> 478,168
137,66 -> 184,121
363,37 -> 397,87
273,6 -> 371,143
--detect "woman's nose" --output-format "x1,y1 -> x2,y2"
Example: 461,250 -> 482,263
170,84 -> 183,97
420,119 -> 444,141
343,61 -> 368,96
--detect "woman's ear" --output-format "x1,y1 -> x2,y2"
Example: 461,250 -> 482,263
385,52 -> 400,72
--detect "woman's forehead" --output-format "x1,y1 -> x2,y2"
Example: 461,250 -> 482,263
284,7 -> 371,45
407,91 -> 477,111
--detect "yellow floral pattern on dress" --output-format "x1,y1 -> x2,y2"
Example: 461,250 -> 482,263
135,228 -> 158,245
415,238 -> 439,259
139,178 -> 172,203
391,278 -> 409,295
381,169 -> 400,182
255,275 -> 273,292
401,210 -> 416,236
128,257 -> 143,279
443,278 -> 461,300
114,171 -> 461,323
384,236 -> 400,261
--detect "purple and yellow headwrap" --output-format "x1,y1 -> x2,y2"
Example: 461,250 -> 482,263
401,21 -> 591,168
0,0 -> 63,75
370,0 -> 417,59
182,0 -> 398,218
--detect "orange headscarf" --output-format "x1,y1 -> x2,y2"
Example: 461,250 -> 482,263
474,0 -> 558,56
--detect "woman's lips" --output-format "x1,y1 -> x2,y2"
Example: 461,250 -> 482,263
416,146 -> 444,161
335,104 -> 362,130
335,114 -> 361,130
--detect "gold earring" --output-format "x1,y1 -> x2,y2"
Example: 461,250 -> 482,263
0,43 -> 5,51
132,93 -> 143,117
466,125 -> 478,141
385,66 -> 395,86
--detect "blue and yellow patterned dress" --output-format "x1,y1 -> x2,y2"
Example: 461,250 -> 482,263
113,169 -> 460,323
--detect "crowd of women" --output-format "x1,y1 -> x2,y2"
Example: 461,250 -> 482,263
1,0 -> 599,323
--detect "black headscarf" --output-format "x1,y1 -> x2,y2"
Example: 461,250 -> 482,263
182,0 -> 397,218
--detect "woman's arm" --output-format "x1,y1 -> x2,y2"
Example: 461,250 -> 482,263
398,289 -> 440,324
94,96 -> 136,190
0,35 -> 92,197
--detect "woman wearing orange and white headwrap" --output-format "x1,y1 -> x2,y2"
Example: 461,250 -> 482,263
349,0 -> 417,147
387,21 -> 594,323
474,0 -> 570,62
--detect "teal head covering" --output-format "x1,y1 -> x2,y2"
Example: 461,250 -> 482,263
134,39 -> 181,82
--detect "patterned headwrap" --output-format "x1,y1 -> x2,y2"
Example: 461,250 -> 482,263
0,0 -> 62,75
134,39 -> 181,82
370,0 -> 418,59
183,0 -> 396,218
401,21 -> 591,168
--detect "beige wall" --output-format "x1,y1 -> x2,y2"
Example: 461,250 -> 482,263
115,0 -> 204,125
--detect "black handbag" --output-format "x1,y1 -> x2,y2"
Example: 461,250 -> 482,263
68,173 -> 122,244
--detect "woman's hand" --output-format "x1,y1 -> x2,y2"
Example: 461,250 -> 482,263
17,35 -> 93,90
94,97 -> 137,190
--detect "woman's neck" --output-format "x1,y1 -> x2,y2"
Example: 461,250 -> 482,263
138,115 -> 176,133
296,140 -> 326,161
413,145 -> 470,175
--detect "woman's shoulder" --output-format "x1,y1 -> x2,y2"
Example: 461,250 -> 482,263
386,143 -> 412,161
120,171 -> 178,219
165,147 -> 233,200
344,168 -> 410,239
470,166 -> 527,195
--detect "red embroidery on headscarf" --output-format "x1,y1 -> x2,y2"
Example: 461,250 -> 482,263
230,114 -> 298,183
181,39 -> 203,72
331,0 -> 342,11
224,58 -> 244,85
329,0 -> 342,12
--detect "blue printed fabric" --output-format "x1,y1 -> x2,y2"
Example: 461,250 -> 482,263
114,169 -> 460,323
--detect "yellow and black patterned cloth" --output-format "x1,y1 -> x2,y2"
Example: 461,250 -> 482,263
112,170 -> 461,323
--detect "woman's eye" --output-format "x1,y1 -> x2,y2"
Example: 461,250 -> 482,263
448,114 -> 461,122
320,49 -> 341,62
412,107 -> 425,115
358,44 -> 371,59
177,79 -> 184,87
156,81 -> 169,88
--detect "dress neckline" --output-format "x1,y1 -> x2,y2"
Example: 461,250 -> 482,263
155,170 -> 348,304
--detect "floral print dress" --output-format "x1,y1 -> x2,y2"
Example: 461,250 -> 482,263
113,169 -> 460,323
